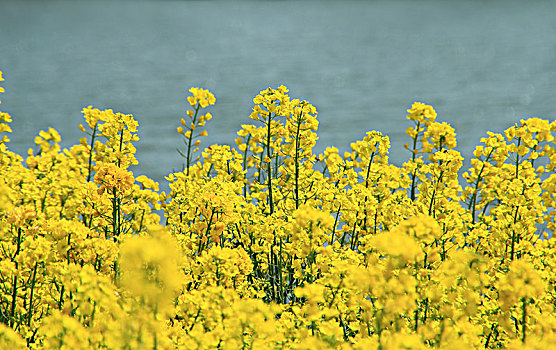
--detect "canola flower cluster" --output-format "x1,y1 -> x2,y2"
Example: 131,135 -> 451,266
0,69 -> 556,349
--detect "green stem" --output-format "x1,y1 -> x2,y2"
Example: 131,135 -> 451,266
185,104 -> 201,176
67,233 -> 72,263
242,134 -> 251,198
27,263 -> 38,327
515,137 -> 521,179
199,209 -> 215,253
294,114 -> 302,210
9,275 -> 17,327
362,150 -> 376,231
330,203 -> 341,245
9,227 -> 23,327
428,170 -> 445,217
266,116 -> 274,214
112,187 -> 119,238
86,123 -> 98,182
117,129 -> 124,168
410,122 -> 421,201
510,206 -> 520,261
521,298 -> 527,343
469,148 -> 493,224
278,238 -> 284,303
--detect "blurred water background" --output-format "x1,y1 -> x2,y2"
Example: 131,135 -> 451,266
1,0 -> 555,189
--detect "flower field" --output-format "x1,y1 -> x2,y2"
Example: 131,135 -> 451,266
1,69 -> 556,349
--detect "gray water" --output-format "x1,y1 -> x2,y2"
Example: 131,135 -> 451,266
1,0 -> 555,187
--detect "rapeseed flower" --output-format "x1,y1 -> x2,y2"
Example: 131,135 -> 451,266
1,69 -> 556,348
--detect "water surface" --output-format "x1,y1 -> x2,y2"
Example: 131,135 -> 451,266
1,0 -> 555,185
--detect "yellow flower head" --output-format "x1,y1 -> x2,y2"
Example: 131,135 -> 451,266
119,228 -> 182,313
187,87 -> 216,108
423,121 -> 457,152
406,101 -> 437,126
497,259 -> 545,307
94,163 -> 134,195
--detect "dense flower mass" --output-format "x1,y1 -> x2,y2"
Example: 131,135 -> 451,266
1,69 -> 556,349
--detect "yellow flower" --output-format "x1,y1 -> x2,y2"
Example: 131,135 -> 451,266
406,101 -> 437,126
119,228 -> 182,313
497,259 -> 545,308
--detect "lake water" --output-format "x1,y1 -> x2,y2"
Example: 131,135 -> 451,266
1,0 -> 555,187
